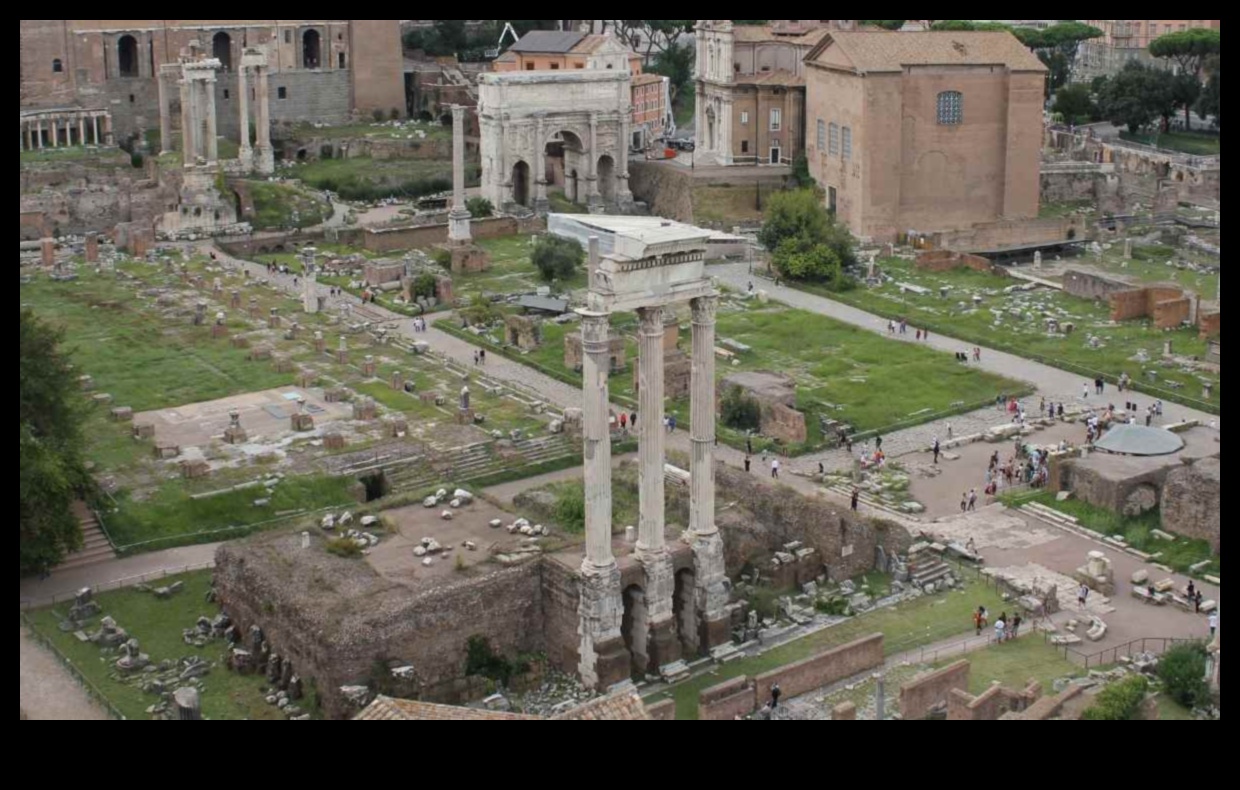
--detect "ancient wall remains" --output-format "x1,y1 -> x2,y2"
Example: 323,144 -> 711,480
698,676 -> 758,721
947,680 -> 1041,720
915,250 -> 1008,276
359,216 -> 537,253
1199,313 -> 1220,340
645,698 -> 675,721
1161,457 -> 1221,552
1063,269 -> 1133,301
898,659 -> 970,720
628,161 -> 695,224
1006,684 -> 1087,720
932,215 -> 1085,252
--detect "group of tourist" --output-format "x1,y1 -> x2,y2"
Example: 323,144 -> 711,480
411,316 -> 428,332
954,347 -> 982,363
887,318 -> 931,343
472,349 -> 487,366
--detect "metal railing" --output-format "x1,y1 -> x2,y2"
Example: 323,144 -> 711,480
1046,635 -> 1194,669
19,561 -> 216,611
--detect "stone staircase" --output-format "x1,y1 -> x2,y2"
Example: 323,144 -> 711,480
56,502 -> 117,571
906,542 -> 953,590
363,435 -> 577,495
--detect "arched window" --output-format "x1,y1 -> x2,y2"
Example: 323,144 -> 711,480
117,34 -> 139,78
212,32 -> 233,72
302,29 -> 321,69
52,58 -> 63,73
937,90 -> 963,125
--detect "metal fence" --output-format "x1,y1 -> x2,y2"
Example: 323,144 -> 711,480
1047,635 -> 1194,669
19,561 -> 216,611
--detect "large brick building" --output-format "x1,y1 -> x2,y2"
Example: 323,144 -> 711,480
804,31 -> 1046,243
19,20 -> 405,139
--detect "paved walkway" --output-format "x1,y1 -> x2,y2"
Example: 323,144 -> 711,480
710,262 -> 1219,430
19,621 -> 109,720
19,542 -> 221,609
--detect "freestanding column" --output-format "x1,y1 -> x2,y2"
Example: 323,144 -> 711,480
51,118 -> 59,147
180,76 -> 194,165
576,310 -> 629,690
533,114 -> 548,213
204,74 -> 219,163
92,115 -> 100,146
689,294 -> 730,655
447,104 -> 471,242
636,305 -> 679,675
254,66 -> 273,174
236,66 -> 252,168
618,111 -> 632,201
157,71 -> 172,153
78,117 -> 86,147
35,120 -> 43,149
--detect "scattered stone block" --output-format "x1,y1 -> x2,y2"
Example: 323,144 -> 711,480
1131,570 -> 1149,585
132,422 -> 155,440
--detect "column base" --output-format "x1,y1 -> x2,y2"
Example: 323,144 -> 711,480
534,197 -> 550,215
577,562 -> 628,691
254,147 -> 274,175
692,530 -> 732,651
647,614 -> 681,675
447,209 -> 472,244
238,147 -> 254,171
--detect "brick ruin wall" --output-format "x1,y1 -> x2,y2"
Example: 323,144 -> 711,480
1161,457 -> 1221,553
947,680 -> 1042,720
899,659 -> 970,720
1199,312 -> 1220,340
1064,458 -> 1173,517
915,250 -> 1009,276
359,215 -> 538,253
933,216 -> 1085,252
1063,269 -> 1131,301
628,160 -> 695,224
20,159 -> 176,237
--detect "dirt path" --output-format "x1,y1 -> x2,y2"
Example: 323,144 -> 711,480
19,622 -> 109,720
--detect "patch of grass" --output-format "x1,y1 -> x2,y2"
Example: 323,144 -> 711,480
1156,693 -> 1196,720
247,181 -> 329,230
1119,130 -> 1220,156
1039,198 -> 1094,219
23,570 -> 318,719
20,146 -> 129,165
289,120 -> 450,141
23,269 -> 293,411
645,579 -> 1006,719
547,190 -> 588,214
292,156 -> 456,201
449,234 -> 588,302
106,474 -> 356,552
325,535 -> 363,558
817,256 -> 1219,412
1027,492 -> 1218,576
941,636 -> 1080,695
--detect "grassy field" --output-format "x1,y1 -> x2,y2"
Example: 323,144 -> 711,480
22,267 -> 293,412
247,181 -> 329,230
291,119 -> 451,141
644,578 -> 1007,719
1091,243 -> 1219,301
940,636 -> 1079,695
291,156 -> 458,201
24,570 -> 318,719
105,474 -> 357,551
1039,198 -> 1095,218
1119,130 -> 1220,156
1020,491 -> 1218,576
817,256 -> 1219,411
449,235 -> 588,301
692,184 -> 768,225
20,146 -> 131,166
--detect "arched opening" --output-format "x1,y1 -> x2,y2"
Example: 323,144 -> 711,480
674,568 -> 700,657
212,32 -> 233,72
511,160 -> 530,207
117,35 -> 139,78
597,154 -> 616,204
296,147 -> 308,161
358,470 -> 390,502
52,58 -> 63,73
302,29 -> 321,69
622,584 -> 650,679
544,130 -> 584,203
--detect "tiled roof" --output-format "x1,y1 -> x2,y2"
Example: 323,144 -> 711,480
550,690 -> 652,721
733,25 -> 832,46
733,25 -> 776,43
810,31 -> 1048,73
738,69 -> 805,87
632,72 -> 663,86
354,696 -> 541,721
509,30 -> 586,54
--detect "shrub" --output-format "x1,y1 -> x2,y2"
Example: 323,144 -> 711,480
130,151 -> 145,169
465,636 -> 519,687
390,108 -> 401,120
758,188 -> 856,267
466,196 -> 494,218
1081,674 -> 1149,720
814,597 -> 849,616
1158,642 -> 1211,709
454,553 -> 467,572
553,484 -> 586,534
412,272 -> 438,299
721,385 -> 761,432
431,248 -> 452,269
325,536 -> 362,558
531,234 -> 584,282
416,110 -> 434,122
372,108 -> 385,122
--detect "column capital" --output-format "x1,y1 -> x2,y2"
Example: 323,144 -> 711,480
637,305 -> 665,336
580,310 -> 611,347
691,293 -> 718,325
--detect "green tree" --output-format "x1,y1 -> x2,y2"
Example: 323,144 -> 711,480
860,20 -> 906,31
772,236 -> 844,284
758,189 -> 856,267
1157,642 -> 1212,709
1150,28 -> 1220,126
1053,83 -> 1097,124
1169,73 -> 1202,128
789,153 -> 814,189
649,41 -> 694,104
720,386 -> 761,432
1099,61 -> 1175,133
433,19 -> 469,53
1081,674 -> 1149,720
20,309 -> 94,574
1196,57 -> 1220,125
931,20 -> 978,31
531,234 -> 584,282
466,196 -> 494,218
1013,22 -> 1103,93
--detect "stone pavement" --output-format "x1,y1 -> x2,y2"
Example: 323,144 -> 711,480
19,542 -> 221,609
709,262 -> 1219,430
20,621 -> 109,720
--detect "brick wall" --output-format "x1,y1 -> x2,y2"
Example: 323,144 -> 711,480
1199,312 -> 1220,339
915,250 -> 1008,276
1010,684 -> 1085,720
1063,269 -> 1131,301
1152,296 -> 1192,329
359,216 -> 533,253
898,659 -> 969,720
948,680 -> 1043,720
1107,284 -> 1189,325
754,633 -> 884,703
698,676 -> 758,720
932,216 -> 1084,252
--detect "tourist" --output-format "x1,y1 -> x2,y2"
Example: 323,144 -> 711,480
746,436 -> 753,455
748,281 -> 754,293
1208,610 -> 1218,639
818,461 -> 825,475
630,412 -> 637,430
1187,581 -> 1196,602
744,456 -> 751,473
1155,400 -> 1163,417
770,683 -> 782,709
960,492 -> 968,513
916,329 -> 922,341
932,437 -> 941,465
473,350 -> 479,366
1146,408 -> 1153,427
967,488 -> 977,511
875,435 -> 883,452
669,415 -> 677,433
973,347 -> 981,362
888,320 -> 895,334
1195,591 -> 1204,614
1082,382 -> 1089,400
851,488 -> 860,511
479,349 -> 486,365
974,608 -> 984,636
1057,402 -> 1064,419
994,614 -> 1006,643
771,458 -> 780,479
662,416 -> 669,432
619,412 -> 628,432
1078,583 -> 1090,609
1011,613 -> 1022,640
947,423 -> 953,440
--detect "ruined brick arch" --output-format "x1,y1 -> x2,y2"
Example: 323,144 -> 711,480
117,34 -> 139,78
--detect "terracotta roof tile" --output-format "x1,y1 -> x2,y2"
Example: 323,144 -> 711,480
738,69 -> 805,87
810,31 -> 1047,73
550,690 -> 652,721
354,696 -> 541,721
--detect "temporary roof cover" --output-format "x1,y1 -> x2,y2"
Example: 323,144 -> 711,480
1094,424 -> 1186,456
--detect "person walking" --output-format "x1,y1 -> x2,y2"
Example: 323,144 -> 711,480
619,412 -> 628,432
851,488 -> 860,511
1195,590 -> 1204,614
629,412 -> 637,430
1208,610 -> 1218,639
1078,583 -> 1090,609
967,488 -> 977,511
973,608 -> 984,636
479,349 -> 486,365
994,614 -> 1006,643
669,414 -> 677,433
875,434 -> 883,452
770,683 -> 782,709
1187,581 -> 1196,602
771,458 -> 780,479
1011,613 -> 1022,641
932,437 -> 941,465
960,492 -> 968,513
1082,382 -> 1089,400
744,455 -> 751,473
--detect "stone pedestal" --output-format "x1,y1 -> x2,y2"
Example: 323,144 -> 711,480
390,371 -> 405,391
290,414 -> 315,432
691,530 -> 732,651
84,233 -> 99,263
132,423 -> 156,440
456,407 -> 475,425
230,290 -> 242,309
440,242 -> 491,274
295,369 -> 317,388
638,548 -> 681,674
180,459 -> 210,479
314,333 -> 326,353
361,355 -> 376,377
40,238 -> 55,267
267,309 -> 280,330
352,397 -> 377,421
323,432 -> 346,450
224,425 -> 248,444
248,299 -> 261,320
577,562 -> 631,691
212,323 -> 228,339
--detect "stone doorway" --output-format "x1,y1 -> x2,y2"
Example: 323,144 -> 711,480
212,32 -> 232,72
511,161 -> 530,207
118,35 -> 139,78
622,584 -> 650,679
358,470 -> 389,502
597,155 -> 616,205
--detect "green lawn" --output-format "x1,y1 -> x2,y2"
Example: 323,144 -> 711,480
23,268 -> 293,411
291,120 -> 451,141
105,474 -> 357,552
1156,694 -> 1196,720
940,636 -> 1079,696
24,570 -> 318,719
1022,492 -> 1218,576
1120,130 -> 1220,156
20,146 -> 130,166
449,235 -> 588,301
1092,243 -> 1219,301
1039,199 -> 1095,219
645,578 -> 1007,719
291,156 -> 458,201
817,256 -> 1219,412
247,181 -> 329,230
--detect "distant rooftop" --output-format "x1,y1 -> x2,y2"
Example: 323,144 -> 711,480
508,30 -> 586,54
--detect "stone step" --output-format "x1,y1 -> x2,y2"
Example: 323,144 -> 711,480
710,643 -> 744,664
55,543 -> 117,571
911,564 -> 952,586
658,660 -> 691,684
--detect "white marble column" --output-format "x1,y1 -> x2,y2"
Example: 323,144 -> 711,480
78,117 -> 86,147
587,112 -> 600,205
180,76 -> 194,165
254,67 -> 273,174
51,118 -> 59,147
581,311 -> 615,570
236,67 -> 252,167
92,115 -> 100,146
36,120 -> 43,149
637,306 -> 666,553
205,75 -> 219,163
447,104 -> 471,243
533,114 -> 548,212
618,111 -> 632,200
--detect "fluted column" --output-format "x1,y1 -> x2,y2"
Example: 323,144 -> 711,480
637,306 -> 666,553
236,66 -> 252,167
618,111 -> 632,200
690,295 -> 717,537
447,104 -> 471,242
157,71 -> 172,153
205,75 -> 219,163
51,118 -> 59,147
581,311 -> 615,570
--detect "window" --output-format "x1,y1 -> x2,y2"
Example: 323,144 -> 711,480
741,140 -> 749,153
937,90 -> 963,125
339,52 -> 346,69
842,126 -> 852,159
52,58 -> 63,73
525,63 -> 534,70
740,111 -> 749,125
816,119 -> 825,150
224,89 -> 230,100
277,86 -> 287,99
284,30 -> 292,44
550,62 -> 559,70
828,122 -> 839,156
129,94 -> 135,103
769,108 -> 781,131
